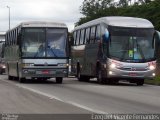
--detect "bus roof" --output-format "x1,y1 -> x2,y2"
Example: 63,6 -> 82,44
20,21 -> 67,28
6,21 -> 67,33
0,31 -> 6,36
74,16 -> 154,30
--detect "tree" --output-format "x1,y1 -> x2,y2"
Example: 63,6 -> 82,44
80,0 -> 115,17
118,0 -> 129,7
76,0 -> 160,31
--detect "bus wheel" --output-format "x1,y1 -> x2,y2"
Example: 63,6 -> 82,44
136,79 -> 144,86
77,63 -> 83,81
8,75 -> 13,80
0,69 -> 2,74
77,70 -> 84,81
56,77 -> 63,84
97,69 -> 106,84
19,77 -> 26,83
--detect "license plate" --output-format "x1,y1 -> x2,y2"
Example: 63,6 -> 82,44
42,70 -> 49,74
36,70 -> 50,74
129,73 -> 137,76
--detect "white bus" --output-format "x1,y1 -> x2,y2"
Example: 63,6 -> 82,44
71,16 -> 160,85
5,21 -> 69,83
0,32 -> 6,74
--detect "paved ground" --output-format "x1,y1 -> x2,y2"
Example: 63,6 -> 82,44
0,75 -> 160,119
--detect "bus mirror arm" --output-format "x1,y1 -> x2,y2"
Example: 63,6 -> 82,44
152,33 -> 155,49
155,31 -> 160,47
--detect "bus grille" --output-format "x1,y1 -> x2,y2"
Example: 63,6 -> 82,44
119,67 -> 147,71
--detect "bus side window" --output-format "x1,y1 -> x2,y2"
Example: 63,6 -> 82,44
96,25 -> 101,42
73,31 -> 77,45
85,27 -> 91,44
76,30 -> 80,45
80,29 -> 85,45
11,31 -> 13,45
90,26 -> 96,43
8,33 -> 11,46
15,29 -> 18,45
13,30 -> 15,45
14,30 -> 16,45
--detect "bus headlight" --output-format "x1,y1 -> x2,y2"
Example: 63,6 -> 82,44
110,63 -> 116,68
149,65 -> 155,70
2,65 -> 6,69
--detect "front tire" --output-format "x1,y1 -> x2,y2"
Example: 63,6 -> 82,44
56,77 -> 63,84
136,79 -> 144,86
97,68 -> 106,84
19,77 -> 26,83
8,75 -> 13,80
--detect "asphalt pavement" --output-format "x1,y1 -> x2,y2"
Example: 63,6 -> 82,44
0,75 -> 160,119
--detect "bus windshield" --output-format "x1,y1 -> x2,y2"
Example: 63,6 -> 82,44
108,27 -> 155,62
22,28 -> 67,58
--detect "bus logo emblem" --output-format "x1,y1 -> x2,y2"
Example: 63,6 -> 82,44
131,67 -> 136,71
44,62 -> 48,66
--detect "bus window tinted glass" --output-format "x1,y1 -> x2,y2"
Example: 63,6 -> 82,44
80,29 -> 85,44
85,28 -> 90,44
90,26 -> 96,43
76,30 -> 80,45
96,25 -> 101,41
73,32 -> 77,45
108,26 -> 155,62
22,29 -> 45,57
47,29 -> 67,57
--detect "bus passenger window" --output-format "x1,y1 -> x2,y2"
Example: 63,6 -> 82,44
76,30 -> 80,45
96,25 -> 101,42
73,31 -> 77,45
80,29 -> 85,45
85,28 -> 90,44
90,26 -> 96,43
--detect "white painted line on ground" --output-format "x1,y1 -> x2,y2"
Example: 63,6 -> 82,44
16,84 -> 65,102
15,83 -> 107,114
0,78 -> 108,114
68,101 -> 107,114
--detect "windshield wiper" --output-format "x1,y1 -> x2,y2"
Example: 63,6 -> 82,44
48,47 -> 58,57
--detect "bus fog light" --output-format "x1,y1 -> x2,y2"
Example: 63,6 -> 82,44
152,73 -> 156,76
63,70 -> 67,73
23,70 -> 28,74
109,71 -> 113,75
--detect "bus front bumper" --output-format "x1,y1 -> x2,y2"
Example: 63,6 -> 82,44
21,68 -> 68,78
107,68 -> 156,79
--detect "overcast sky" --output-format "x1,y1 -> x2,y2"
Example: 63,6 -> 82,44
0,0 -> 84,32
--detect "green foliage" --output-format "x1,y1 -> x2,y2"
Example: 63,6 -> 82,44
145,76 -> 160,85
77,0 -> 160,31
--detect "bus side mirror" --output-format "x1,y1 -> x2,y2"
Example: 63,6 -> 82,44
154,31 -> 160,57
17,33 -> 22,45
103,29 -> 109,42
